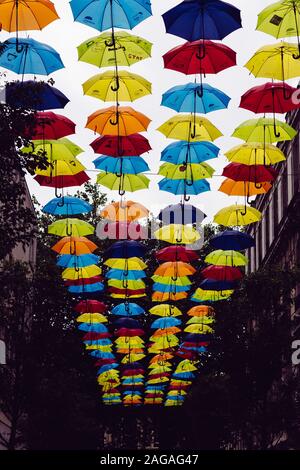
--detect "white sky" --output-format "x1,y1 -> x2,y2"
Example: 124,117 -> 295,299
2,0 -> 298,220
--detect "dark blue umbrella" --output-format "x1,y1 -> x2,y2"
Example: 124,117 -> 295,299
163,0 -> 242,41
5,81 -> 69,110
210,230 -> 255,250
113,318 -> 141,328
104,240 -> 146,259
158,202 -> 206,225
200,279 -> 238,291
184,334 -> 211,342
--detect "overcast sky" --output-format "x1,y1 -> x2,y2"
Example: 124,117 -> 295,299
2,0 -> 298,220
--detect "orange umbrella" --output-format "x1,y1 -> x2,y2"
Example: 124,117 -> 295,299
117,348 -> 144,354
152,327 -> 181,337
101,200 -> 149,222
0,0 -> 59,33
86,106 -> 151,136
150,353 -> 174,364
219,179 -> 272,197
51,236 -> 98,255
152,291 -> 188,302
187,306 -> 215,317
154,262 -> 196,277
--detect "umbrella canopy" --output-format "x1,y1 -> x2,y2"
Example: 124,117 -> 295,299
154,224 -> 200,245
149,305 -> 182,317
104,257 -> 147,270
90,134 -> 151,157
191,288 -> 234,302
34,172 -> 89,189
152,290 -> 188,302
152,283 -> 190,293
35,159 -> 85,177
77,31 -> 152,67
214,205 -> 262,227
111,303 -> 145,316
77,313 -> 107,323
5,80 -> 69,110
222,163 -> 278,183
257,1 -> 300,41
62,265 -> 102,280
101,221 -> 147,240
42,197 -> 92,216
161,140 -> 219,165
158,115 -> 222,141
94,156 -> 149,174
86,106 -> 151,135
0,0 -> 59,32
23,138 -> 83,160
52,236 -> 97,255
210,230 -> 254,251
245,43 -> 300,81
187,306 -> 215,317
163,40 -> 237,76
97,172 -> 150,194
162,83 -> 230,113
219,179 -> 272,197
200,279 -> 238,291
108,279 -> 145,290
154,262 -> 196,277
225,143 -> 286,165
0,37 -> 64,75
48,218 -> 94,237
232,118 -> 297,143
158,203 -> 206,226
101,201 -> 149,222
65,275 -> 104,286
75,300 -> 107,313
151,275 -> 192,286
83,71 -> 151,102
159,162 -> 215,180
69,283 -> 104,294
159,178 -> 210,197
106,269 -> 146,280
104,241 -> 146,259
162,0 -> 242,41
28,112 -> 76,140
155,246 -> 199,263
201,265 -> 243,281
205,250 -> 249,267
240,82 -> 300,114
151,318 -> 182,329
56,253 -> 100,268
70,0 -> 152,31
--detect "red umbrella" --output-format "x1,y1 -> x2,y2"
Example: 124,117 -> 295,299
64,275 -> 104,286
115,328 -> 145,337
163,40 -> 236,96
28,112 -> 76,140
240,82 -> 300,115
201,265 -> 243,281
83,332 -> 111,341
222,163 -> 277,183
34,172 -> 90,189
156,246 -> 199,263
149,373 -> 170,380
90,134 -> 152,157
94,358 -> 116,366
122,369 -> 145,376
75,300 -> 107,313
102,221 -> 147,240
108,287 -> 146,296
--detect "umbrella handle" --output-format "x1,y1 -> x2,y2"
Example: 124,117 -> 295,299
273,121 -> 281,138
111,75 -> 120,92
119,188 -> 126,196
66,223 -> 73,237
55,186 -> 63,198
74,265 -> 80,273
70,241 -> 76,256
57,195 -> 65,207
184,194 -> 191,202
171,276 -> 178,282
240,206 -> 247,217
254,182 -> 263,190
196,44 -> 206,61
109,113 -> 119,126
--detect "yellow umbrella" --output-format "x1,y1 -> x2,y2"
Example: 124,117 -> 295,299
157,114 -> 223,141
62,265 -> 102,280
121,353 -> 146,363
154,224 -> 200,245
205,250 -> 248,267
192,288 -> 234,302
148,361 -> 172,369
108,279 -> 146,290
214,205 -> 262,226
149,304 -> 182,317
104,257 -> 147,270
159,162 -> 215,180
35,159 -> 85,177
175,360 -> 198,373
184,324 -> 214,334
151,275 -> 192,286
76,313 -> 107,323
225,143 -> 286,165
187,316 -> 215,325
232,118 -> 297,143
82,70 -> 151,102
245,42 -> 300,81
48,218 -> 94,237
111,293 -> 146,299
152,291 -> 188,302
86,344 -> 112,351
147,377 -> 169,384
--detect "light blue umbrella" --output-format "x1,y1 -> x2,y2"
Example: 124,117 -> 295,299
161,141 -> 219,165
162,83 -> 231,114
93,156 -> 149,174
152,283 -> 191,293
68,283 -> 104,294
70,0 -> 152,32
172,372 -> 195,380
111,303 -> 145,316
0,38 -> 64,75
151,317 -> 182,329
57,254 -> 100,268
159,178 -> 210,198
122,378 -> 144,385
78,323 -> 108,333
90,350 -> 115,358
85,339 -> 112,346
124,391 -> 142,396
97,364 -> 119,374
106,269 -> 146,280
42,196 -> 92,215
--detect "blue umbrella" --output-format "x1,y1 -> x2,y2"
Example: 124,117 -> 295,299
166,394 -> 185,401
210,230 -> 255,251
122,378 -> 144,384
90,350 -> 115,358
159,178 -> 210,197
184,334 -> 211,342
70,0 -> 152,31
172,372 -> 195,380
161,141 -> 219,165
200,279 -> 238,291
78,323 -> 108,333
104,240 -> 146,259
151,317 -> 182,329
85,339 -> 112,346
106,269 -> 146,280
163,0 -> 242,41
113,318 -> 141,328
57,254 -> 100,268
42,196 -> 92,215
122,362 -> 144,369
124,391 -> 143,396
158,202 -> 206,225
97,364 -> 119,374
93,156 -> 149,174
5,81 -> 69,110
68,283 -> 104,294
153,283 -> 191,293
111,302 -> 145,316
162,83 -> 230,114
145,385 -> 166,390
0,38 -> 64,76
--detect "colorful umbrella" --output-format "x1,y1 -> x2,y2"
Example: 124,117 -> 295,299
205,250 -> 249,267
191,288 -> 234,302
5,80 -> 69,110
48,218 -> 94,237
0,38 -> 64,75
149,305 -> 182,317
62,265 -> 102,280
111,303 -> 145,316
101,201 -> 149,222
75,300 -> 107,313
151,275 -> 192,286
162,0 -> 241,41
159,178 -> 210,199
42,197 -> 92,216
225,143 -> 286,165
86,106 -> 151,135
104,241 -> 146,259
158,114 -> 222,141
90,134 -> 151,157
70,0 -> 152,32
210,230 -> 254,251
154,262 -> 196,278
222,163 -> 278,183
200,279 -> 238,291
161,140 -> 219,165
240,82 -> 300,114
153,283 -> 190,293
159,162 -> 215,180
56,253 -> 100,268
201,265 -> 243,281
101,221 -> 147,240
93,156 -> 149,174
52,237 -> 97,255
104,257 -> 146,270
28,112 -> 76,140
187,306 -> 215,317
106,269 -> 146,280
83,71 -> 151,102
158,203 -> 206,226
219,179 -> 272,197
35,172 -> 90,190
97,172 -> 150,195
155,246 -> 199,263
154,224 -> 200,245
214,205 -> 262,226
232,118 -> 297,143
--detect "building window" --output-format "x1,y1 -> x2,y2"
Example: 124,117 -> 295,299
0,340 -> 6,365
265,206 -> 270,249
273,187 -> 279,236
292,135 -> 299,195
281,166 -> 289,212
258,224 -> 262,264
